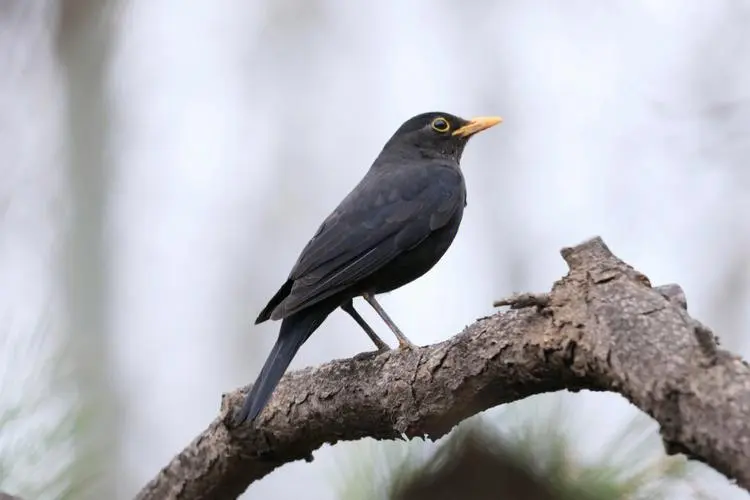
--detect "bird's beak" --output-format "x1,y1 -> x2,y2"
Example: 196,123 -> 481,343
452,116 -> 503,137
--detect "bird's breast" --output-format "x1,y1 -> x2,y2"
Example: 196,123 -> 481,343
361,206 -> 464,295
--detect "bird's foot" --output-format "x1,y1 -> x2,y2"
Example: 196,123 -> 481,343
372,338 -> 391,352
397,338 -> 418,350
353,348 -> 388,361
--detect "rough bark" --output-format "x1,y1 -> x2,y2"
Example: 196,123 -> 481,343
136,236 -> 750,500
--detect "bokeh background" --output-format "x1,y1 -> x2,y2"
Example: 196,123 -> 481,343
1,0 -> 749,498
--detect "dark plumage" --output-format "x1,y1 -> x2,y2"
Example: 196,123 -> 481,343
236,111 -> 502,424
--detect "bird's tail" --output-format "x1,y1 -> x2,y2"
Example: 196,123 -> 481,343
235,306 -> 332,424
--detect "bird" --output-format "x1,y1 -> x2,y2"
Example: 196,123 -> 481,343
235,111 -> 502,425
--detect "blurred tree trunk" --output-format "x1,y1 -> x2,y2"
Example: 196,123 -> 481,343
688,1 -> 750,352
55,1 -> 119,497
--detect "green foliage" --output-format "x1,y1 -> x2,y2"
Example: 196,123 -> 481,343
335,393 -> 715,500
492,401 -> 700,500
0,320 -> 92,500
335,437 -> 434,500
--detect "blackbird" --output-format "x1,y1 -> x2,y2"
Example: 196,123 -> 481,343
236,111 -> 501,424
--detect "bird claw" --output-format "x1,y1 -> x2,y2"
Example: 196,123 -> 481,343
353,349 -> 389,361
372,339 -> 391,352
397,340 -> 418,350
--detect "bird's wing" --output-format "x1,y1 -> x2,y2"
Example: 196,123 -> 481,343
271,163 -> 463,319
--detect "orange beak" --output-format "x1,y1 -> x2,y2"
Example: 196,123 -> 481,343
452,116 -> 503,137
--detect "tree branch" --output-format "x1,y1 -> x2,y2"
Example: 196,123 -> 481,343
136,237 -> 750,500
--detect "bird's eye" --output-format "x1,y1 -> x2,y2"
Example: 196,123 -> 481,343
431,117 -> 450,133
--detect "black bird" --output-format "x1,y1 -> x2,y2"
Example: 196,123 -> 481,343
236,112 -> 502,424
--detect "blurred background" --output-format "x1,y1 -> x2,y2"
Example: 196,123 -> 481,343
1,0 -> 749,498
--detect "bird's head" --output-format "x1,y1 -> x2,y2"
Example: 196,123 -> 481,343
382,112 -> 502,162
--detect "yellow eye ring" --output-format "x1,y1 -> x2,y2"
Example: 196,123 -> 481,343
431,117 -> 450,133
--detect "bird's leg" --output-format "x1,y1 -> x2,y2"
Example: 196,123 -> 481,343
363,293 -> 417,349
341,300 -> 390,352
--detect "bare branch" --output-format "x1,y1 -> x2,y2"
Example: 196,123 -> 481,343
136,236 -> 750,500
